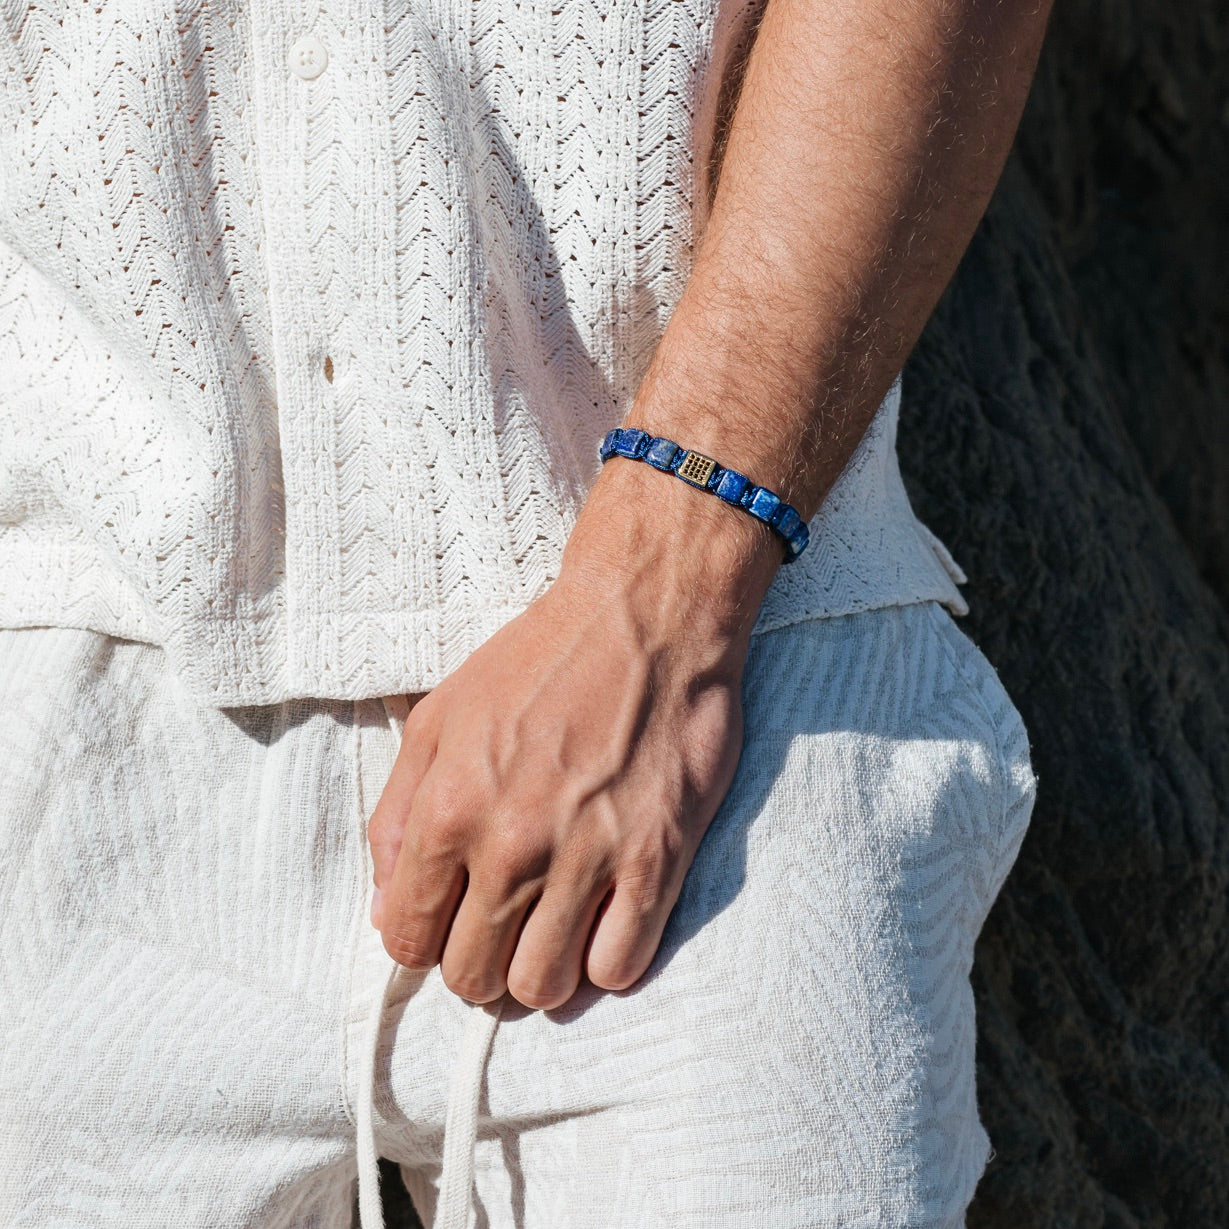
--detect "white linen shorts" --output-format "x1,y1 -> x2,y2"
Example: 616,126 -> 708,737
0,600 -> 1037,1229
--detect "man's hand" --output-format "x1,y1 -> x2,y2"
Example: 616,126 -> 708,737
368,0 -> 1055,1010
368,462 -> 783,1011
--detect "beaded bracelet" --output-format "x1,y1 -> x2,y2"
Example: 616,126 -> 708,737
598,427 -> 810,562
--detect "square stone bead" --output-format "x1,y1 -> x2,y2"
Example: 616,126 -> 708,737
713,468 -> 749,504
613,428 -> 650,459
774,506 -> 802,538
746,487 -> 781,524
783,523 -> 810,559
598,429 -> 619,461
644,437 -> 680,470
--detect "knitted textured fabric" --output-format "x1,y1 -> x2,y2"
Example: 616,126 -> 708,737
0,606 -> 1038,1227
0,1 -> 969,707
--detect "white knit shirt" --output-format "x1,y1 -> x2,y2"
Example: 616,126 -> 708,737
0,0 -> 968,708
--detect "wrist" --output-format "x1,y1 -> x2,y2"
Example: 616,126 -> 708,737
560,452 -> 785,645
619,287 -> 825,518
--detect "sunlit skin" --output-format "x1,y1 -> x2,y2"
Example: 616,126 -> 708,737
367,0 -> 1056,1011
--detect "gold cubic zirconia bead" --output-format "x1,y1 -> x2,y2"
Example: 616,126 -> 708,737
676,451 -> 717,488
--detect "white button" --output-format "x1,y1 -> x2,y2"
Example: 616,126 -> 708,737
288,35 -> 329,81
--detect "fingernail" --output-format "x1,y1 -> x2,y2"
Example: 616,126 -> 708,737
370,887 -> 382,929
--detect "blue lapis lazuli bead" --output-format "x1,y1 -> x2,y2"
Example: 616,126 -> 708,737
713,468 -> 749,505
613,427 -> 650,459
644,437 -> 679,470
774,505 -> 802,539
598,429 -> 619,461
746,487 -> 781,524
784,523 -> 810,558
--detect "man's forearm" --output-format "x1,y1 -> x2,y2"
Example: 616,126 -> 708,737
369,0 -> 1057,1012
623,0 -> 1054,523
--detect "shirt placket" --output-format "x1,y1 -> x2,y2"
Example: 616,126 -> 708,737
248,0 -> 400,692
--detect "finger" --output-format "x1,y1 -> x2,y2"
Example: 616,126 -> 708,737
367,710 -> 437,900
438,873 -> 542,1004
584,870 -> 681,992
506,877 -> 609,1011
378,794 -> 468,968
380,862 -> 467,971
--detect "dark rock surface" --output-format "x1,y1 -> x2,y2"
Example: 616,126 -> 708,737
374,2 -> 1228,1225
900,1 -> 1229,1224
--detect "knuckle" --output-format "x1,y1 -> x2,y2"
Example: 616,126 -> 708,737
382,927 -> 439,970
616,864 -> 668,915
587,922 -> 655,993
586,951 -> 643,992
620,826 -> 676,876
420,771 -> 478,816
441,967 -> 504,1005
507,969 -> 572,1012
486,836 -> 550,889
413,788 -> 475,853
465,809 -> 551,890
402,696 -> 435,741
366,800 -> 399,848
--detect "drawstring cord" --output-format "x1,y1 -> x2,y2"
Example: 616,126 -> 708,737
354,955 -> 506,1229
434,995 -> 505,1229
356,957 -> 407,1229
355,695 -> 505,1229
